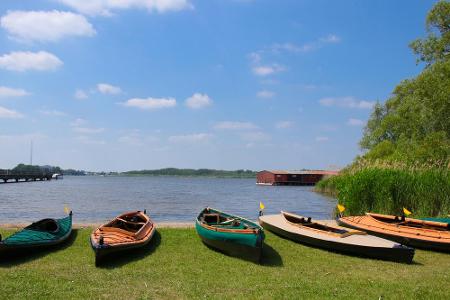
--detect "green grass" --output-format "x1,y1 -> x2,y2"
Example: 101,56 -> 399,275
316,167 -> 450,217
0,228 -> 449,299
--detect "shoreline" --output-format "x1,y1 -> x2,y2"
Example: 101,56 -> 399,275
0,219 -> 337,229
0,222 -> 195,229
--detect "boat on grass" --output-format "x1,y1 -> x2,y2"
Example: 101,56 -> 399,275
259,211 -> 414,263
90,210 -> 156,266
0,212 -> 72,255
195,207 -> 264,262
338,212 -> 450,252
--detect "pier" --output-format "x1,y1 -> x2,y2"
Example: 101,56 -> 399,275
0,170 -> 53,183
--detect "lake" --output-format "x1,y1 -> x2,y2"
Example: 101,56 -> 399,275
0,176 -> 337,224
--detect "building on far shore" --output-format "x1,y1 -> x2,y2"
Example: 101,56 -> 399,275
256,170 -> 339,186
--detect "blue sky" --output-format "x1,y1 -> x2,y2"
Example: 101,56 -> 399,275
0,0 -> 435,171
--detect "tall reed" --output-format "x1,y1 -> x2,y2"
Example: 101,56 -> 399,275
316,162 -> 450,217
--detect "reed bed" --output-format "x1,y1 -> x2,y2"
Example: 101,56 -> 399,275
316,161 -> 450,217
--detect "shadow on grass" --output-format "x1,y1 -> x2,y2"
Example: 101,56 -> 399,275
0,229 -> 78,268
96,230 -> 161,269
260,243 -> 283,267
203,242 -> 283,267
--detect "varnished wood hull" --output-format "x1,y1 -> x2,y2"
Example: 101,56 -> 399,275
338,214 -> 450,253
90,211 -> 156,265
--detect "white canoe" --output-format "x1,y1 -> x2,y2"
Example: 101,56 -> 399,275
259,212 -> 414,263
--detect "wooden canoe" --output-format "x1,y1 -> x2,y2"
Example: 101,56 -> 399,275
259,212 -> 415,263
90,210 -> 156,266
0,212 -> 72,255
338,212 -> 450,252
195,207 -> 265,262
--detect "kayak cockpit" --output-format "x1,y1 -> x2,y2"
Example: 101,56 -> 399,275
282,211 -> 365,238
26,218 -> 59,233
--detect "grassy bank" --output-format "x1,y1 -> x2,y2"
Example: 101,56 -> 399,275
316,162 -> 450,217
1,227 -> 449,299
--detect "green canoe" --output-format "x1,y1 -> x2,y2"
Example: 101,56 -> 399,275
0,212 -> 73,254
195,207 -> 265,262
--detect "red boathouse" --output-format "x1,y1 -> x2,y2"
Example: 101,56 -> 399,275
256,170 -> 339,186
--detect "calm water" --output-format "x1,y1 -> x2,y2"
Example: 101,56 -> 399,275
0,176 -> 336,224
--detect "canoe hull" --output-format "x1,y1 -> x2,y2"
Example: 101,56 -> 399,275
338,218 -> 450,253
195,208 -> 264,263
260,215 -> 414,263
90,211 -> 156,265
198,230 -> 262,262
91,227 -> 155,261
195,222 -> 263,262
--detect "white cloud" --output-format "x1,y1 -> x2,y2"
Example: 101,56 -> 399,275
0,106 -> 23,118
268,34 -> 341,54
315,136 -> 329,142
118,134 -> 143,146
275,121 -> 294,129
97,83 -> 122,95
319,97 -> 375,109
240,131 -> 270,142
1,10 -> 95,43
58,0 -> 194,16
185,93 -> 212,109
269,42 -> 314,53
0,86 -> 30,98
76,135 -> 106,145
168,133 -> 212,143
347,118 -> 365,126
320,34 -> 341,43
248,52 -> 261,64
73,127 -> 105,134
214,121 -> 258,130
0,133 -> 46,142
118,130 -> 159,146
70,118 -> 87,126
252,64 -> 285,76
122,97 -> 176,110
0,51 -> 63,72
74,89 -> 88,100
39,109 -> 66,116
257,90 -> 274,98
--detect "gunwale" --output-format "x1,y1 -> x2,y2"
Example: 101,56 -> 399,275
196,207 -> 263,234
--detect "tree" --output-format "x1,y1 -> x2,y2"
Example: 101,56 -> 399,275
409,1 -> 450,65
360,1 -> 450,165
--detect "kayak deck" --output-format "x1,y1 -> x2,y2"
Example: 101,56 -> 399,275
260,213 -> 414,263
1,214 -> 72,247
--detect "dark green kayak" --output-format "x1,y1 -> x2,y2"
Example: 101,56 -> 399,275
0,212 -> 72,254
195,207 -> 264,262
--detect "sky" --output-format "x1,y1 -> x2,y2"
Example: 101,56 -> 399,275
0,0 -> 436,171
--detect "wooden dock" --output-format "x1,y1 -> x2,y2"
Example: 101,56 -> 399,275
0,171 -> 53,183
